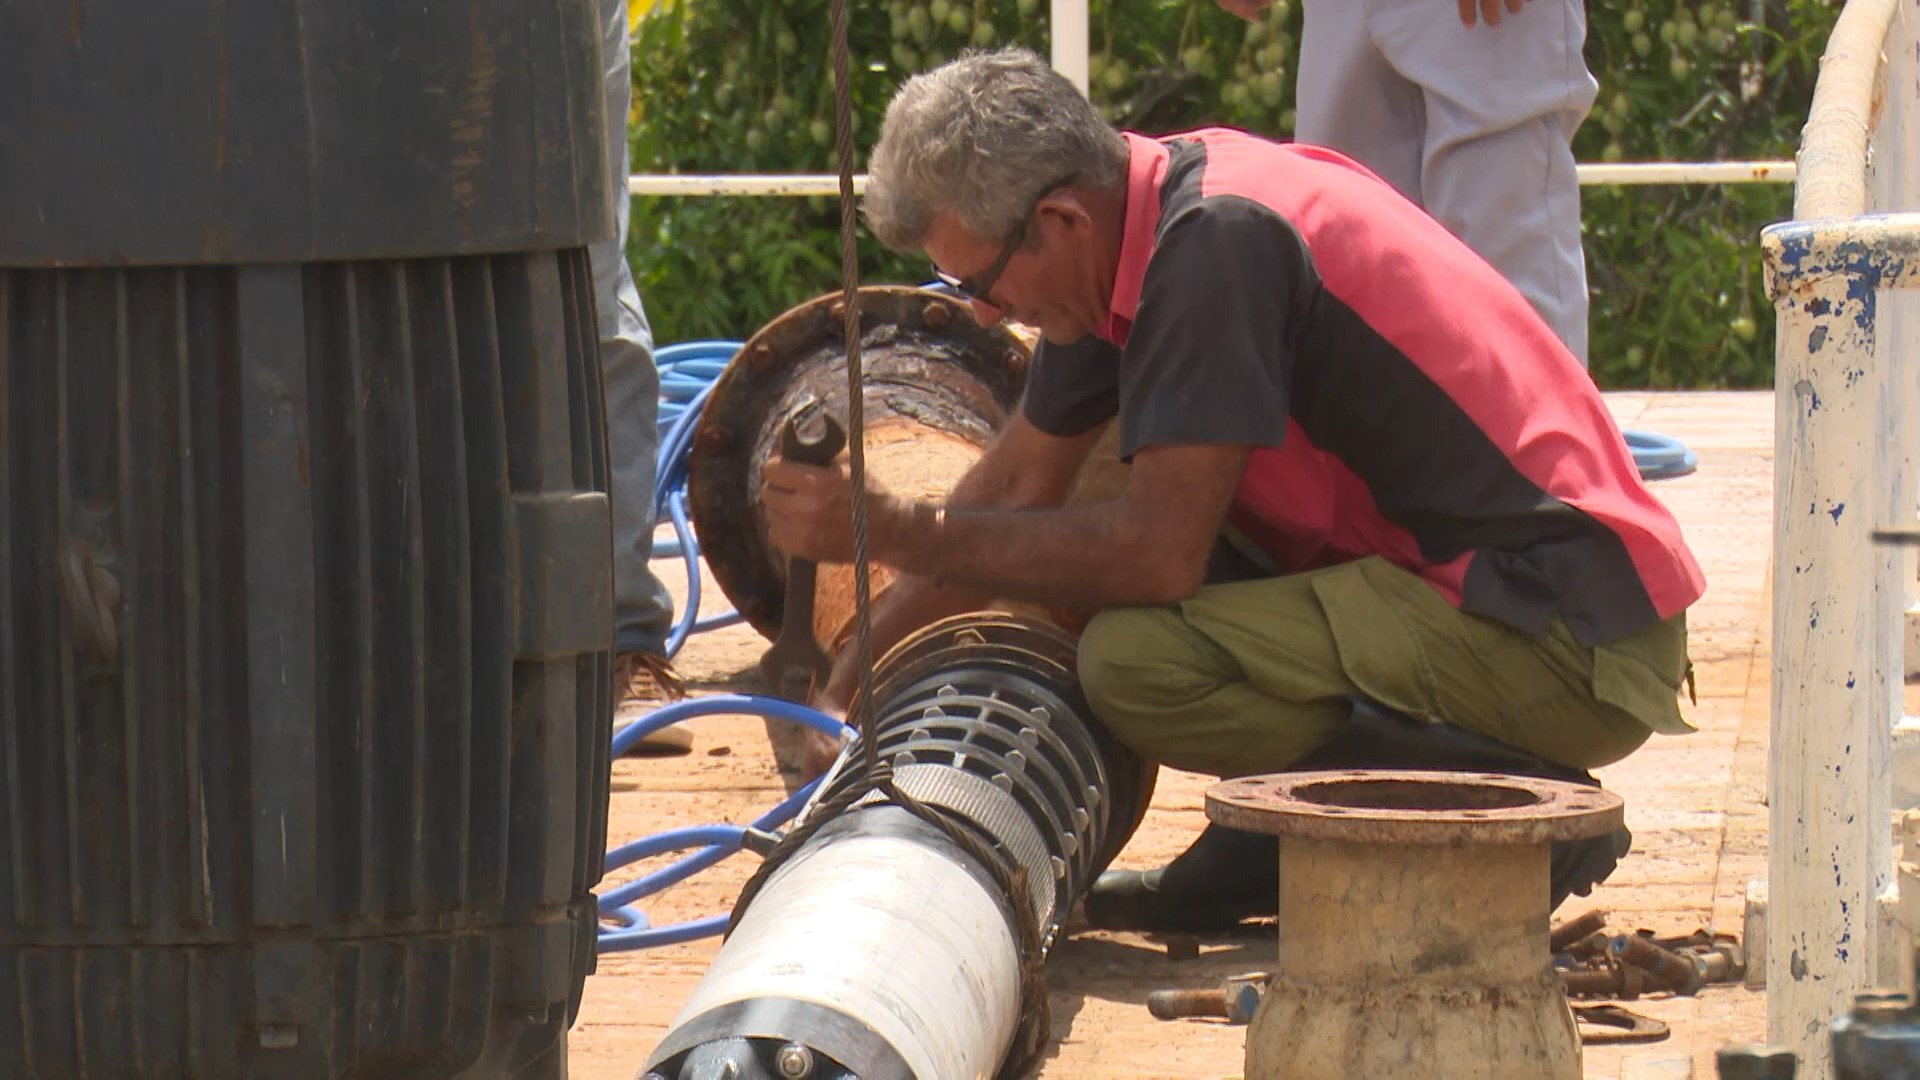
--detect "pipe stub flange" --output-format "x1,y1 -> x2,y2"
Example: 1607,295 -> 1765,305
1206,769 -> 1623,846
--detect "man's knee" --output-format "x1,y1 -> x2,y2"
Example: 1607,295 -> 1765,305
1077,605 -> 1230,753
1081,602 -> 1193,686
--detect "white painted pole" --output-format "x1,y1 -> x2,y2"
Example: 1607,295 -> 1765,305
1761,4 -> 1909,1070
1766,239 -> 1888,1077
1050,0 -> 1090,96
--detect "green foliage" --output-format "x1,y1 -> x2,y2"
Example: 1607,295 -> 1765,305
629,0 -> 1838,387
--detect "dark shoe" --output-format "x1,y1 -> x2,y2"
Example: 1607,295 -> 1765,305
1082,822 -> 1278,933
614,651 -> 692,756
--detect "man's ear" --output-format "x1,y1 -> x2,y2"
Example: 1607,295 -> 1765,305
1036,189 -> 1093,233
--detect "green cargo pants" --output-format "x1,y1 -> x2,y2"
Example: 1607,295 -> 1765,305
1076,556 -> 1692,778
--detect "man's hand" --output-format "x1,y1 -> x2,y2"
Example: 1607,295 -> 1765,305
762,456 -> 883,564
1459,0 -> 1529,27
1214,0 -> 1272,21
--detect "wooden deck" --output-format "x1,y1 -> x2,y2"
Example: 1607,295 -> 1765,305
569,390 -> 1776,1079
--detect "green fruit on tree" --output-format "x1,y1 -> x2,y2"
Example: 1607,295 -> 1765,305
1632,32 -> 1652,57
726,253 -> 748,274
1257,44 -> 1283,69
929,0 -> 951,25
972,21 -> 997,45
1104,60 -> 1131,93
1676,22 -> 1698,48
948,8 -> 970,33
1181,45 -> 1209,70
1016,0 -> 1039,14
1611,92 -> 1629,116
775,28 -> 798,55
1624,345 -> 1646,369
892,42 -> 920,70
1623,9 -> 1645,32
907,5 -> 932,42
1279,108 -> 1296,130
810,118 -> 832,146
1730,315 -> 1757,342
1669,55 -> 1691,79
1601,141 -> 1625,163
1658,20 -> 1678,44
1257,70 -> 1284,107
745,128 -> 766,153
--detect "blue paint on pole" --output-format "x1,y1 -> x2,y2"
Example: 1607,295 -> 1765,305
1830,502 -> 1847,523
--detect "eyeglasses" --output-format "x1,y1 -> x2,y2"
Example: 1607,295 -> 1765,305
930,179 -> 1072,305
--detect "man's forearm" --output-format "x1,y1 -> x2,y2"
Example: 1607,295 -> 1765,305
874,496 -> 1195,609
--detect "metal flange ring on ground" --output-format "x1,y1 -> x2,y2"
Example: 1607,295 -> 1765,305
685,287 -> 1029,639
1207,769 -> 1624,845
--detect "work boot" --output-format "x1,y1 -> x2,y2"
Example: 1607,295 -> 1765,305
1082,822 -> 1278,933
613,651 -> 693,756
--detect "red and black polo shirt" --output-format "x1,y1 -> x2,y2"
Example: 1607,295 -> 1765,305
1022,128 -> 1704,646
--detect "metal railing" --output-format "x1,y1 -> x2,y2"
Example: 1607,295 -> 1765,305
627,161 -> 1798,197
1760,0 -> 1920,1072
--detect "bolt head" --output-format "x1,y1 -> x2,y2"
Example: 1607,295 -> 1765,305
775,1042 -> 815,1078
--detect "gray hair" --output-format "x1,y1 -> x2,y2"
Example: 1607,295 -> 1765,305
864,47 -> 1130,251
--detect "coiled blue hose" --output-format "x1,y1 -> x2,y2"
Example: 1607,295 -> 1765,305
650,341 -> 746,655
1624,429 -> 1697,481
598,696 -> 851,953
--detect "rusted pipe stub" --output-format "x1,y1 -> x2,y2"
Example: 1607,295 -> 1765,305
686,286 -> 1029,640
1206,769 -> 1622,845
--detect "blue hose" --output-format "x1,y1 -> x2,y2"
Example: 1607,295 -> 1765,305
598,696 -> 851,953
1625,429 -> 1697,481
647,341 -> 742,653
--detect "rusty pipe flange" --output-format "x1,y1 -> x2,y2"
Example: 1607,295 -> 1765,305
686,286 -> 1029,639
1214,770 -> 1623,1079
1207,770 -> 1624,847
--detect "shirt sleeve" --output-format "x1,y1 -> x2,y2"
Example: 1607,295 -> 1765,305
1115,195 -> 1314,459
1019,333 -> 1122,437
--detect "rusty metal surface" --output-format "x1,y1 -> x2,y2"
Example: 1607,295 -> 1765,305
1549,909 -> 1610,954
686,286 -> 1028,641
1573,1005 -> 1670,1045
1205,770 -> 1624,845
